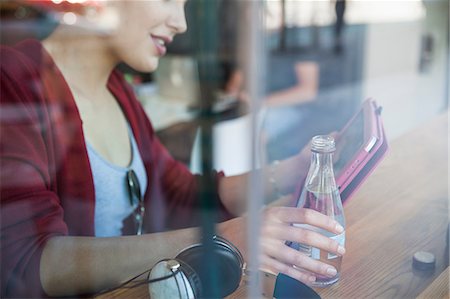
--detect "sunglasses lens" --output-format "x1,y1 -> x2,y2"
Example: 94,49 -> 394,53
127,170 -> 142,205
126,169 -> 145,234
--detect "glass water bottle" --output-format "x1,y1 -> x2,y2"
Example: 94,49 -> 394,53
294,135 -> 345,287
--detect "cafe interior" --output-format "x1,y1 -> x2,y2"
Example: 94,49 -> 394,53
0,0 -> 449,298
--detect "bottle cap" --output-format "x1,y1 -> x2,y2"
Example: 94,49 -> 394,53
412,251 -> 435,271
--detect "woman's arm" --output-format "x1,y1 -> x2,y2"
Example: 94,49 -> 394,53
218,145 -> 311,215
223,61 -> 319,109
40,204 -> 345,297
264,61 -> 319,108
40,228 -> 200,297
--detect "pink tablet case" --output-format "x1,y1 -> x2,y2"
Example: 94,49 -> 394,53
292,99 -> 388,206
336,99 -> 388,204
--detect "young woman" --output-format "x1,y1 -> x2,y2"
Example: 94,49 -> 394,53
0,0 -> 345,297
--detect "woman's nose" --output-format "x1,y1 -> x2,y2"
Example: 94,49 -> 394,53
168,2 -> 188,34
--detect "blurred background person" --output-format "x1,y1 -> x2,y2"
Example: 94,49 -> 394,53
334,0 -> 346,54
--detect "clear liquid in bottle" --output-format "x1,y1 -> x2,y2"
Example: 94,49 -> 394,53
293,135 -> 346,287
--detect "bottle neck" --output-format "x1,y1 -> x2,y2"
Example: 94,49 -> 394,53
306,150 -> 337,192
311,151 -> 334,171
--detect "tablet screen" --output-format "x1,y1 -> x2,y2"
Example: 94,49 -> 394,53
333,111 -> 365,177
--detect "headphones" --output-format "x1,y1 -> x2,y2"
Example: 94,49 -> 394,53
148,236 -> 244,299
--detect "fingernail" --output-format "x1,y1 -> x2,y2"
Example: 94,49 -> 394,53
335,223 -> 344,233
308,275 -> 316,282
326,267 -> 337,277
338,246 -> 346,255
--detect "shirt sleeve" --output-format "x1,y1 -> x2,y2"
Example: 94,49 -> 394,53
1,64 -> 68,297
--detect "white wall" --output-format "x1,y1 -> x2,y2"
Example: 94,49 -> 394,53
362,1 -> 448,140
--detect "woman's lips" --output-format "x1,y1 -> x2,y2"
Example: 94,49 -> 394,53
151,36 -> 170,56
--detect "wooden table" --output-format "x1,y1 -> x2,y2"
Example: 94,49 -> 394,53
417,267 -> 449,299
97,111 -> 449,298
315,110 -> 448,298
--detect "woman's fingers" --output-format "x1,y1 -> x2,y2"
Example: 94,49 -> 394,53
261,239 -> 339,279
262,221 -> 345,257
264,207 -> 344,235
260,255 -> 316,285
259,206 -> 346,281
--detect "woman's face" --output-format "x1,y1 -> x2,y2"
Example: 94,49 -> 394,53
106,0 -> 187,72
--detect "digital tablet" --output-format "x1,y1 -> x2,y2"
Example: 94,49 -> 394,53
294,98 -> 388,205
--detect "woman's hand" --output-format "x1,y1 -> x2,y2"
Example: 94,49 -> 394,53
259,206 -> 345,284
218,206 -> 345,285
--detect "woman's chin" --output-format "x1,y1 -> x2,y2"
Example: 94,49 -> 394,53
131,56 -> 159,73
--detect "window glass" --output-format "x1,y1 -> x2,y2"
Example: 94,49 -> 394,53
0,0 -> 448,297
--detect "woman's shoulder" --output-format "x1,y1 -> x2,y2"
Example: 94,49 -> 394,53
0,39 -> 44,81
0,40 -> 52,110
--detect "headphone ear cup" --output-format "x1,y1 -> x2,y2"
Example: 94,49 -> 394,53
214,239 -> 243,294
176,238 -> 243,298
176,259 -> 202,299
148,259 -> 199,299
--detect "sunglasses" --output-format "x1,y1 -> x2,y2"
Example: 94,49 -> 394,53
126,169 -> 145,235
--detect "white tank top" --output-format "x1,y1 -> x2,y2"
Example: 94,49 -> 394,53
86,127 -> 148,237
